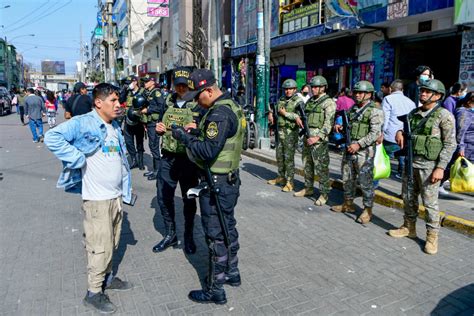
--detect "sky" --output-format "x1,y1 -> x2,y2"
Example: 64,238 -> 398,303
0,0 -> 98,74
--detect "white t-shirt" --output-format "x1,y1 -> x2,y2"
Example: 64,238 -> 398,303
82,122 -> 123,201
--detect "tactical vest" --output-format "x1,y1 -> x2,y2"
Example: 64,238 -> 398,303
306,95 -> 330,129
161,95 -> 198,154
410,107 -> 444,161
277,94 -> 301,129
141,88 -> 161,123
194,99 -> 244,174
349,102 -> 375,141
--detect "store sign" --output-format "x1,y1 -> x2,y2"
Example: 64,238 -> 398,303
94,27 -> 103,39
282,3 -> 320,34
147,6 -> 169,17
459,30 -> 474,90
454,0 -> 474,25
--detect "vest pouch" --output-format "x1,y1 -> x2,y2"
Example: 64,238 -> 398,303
413,135 -> 427,156
277,116 -> 286,127
350,122 -> 369,140
424,136 -> 443,161
308,112 -> 324,128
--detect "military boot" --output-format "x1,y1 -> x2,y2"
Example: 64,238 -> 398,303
282,181 -> 294,192
293,188 -> 314,197
330,199 -> 355,213
424,230 -> 438,255
137,152 -> 145,170
314,194 -> 328,206
184,221 -> 196,255
152,224 -> 178,253
129,155 -> 138,169
356,207 -> 372,224
267,176 -> 286,185
388,218 -> 417,238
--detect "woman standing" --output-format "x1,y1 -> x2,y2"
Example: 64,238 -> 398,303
456,92 -> 474,163
45,90 -> 57,128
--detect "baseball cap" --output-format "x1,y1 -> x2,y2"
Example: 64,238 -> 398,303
173,68 -> 191,86
182,69 -> 216,101
74,82 -> 86,93
140,74 -> 156,82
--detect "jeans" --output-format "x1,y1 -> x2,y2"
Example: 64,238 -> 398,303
383,140 -> 404,174
29,118 -> 44,141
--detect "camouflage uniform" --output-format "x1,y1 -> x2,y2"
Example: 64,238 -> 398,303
302,94 -> 336,196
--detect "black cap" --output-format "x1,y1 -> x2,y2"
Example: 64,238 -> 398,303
125,75 -> 137,84
182,69 -> 216,101
74,82 -> 86,93
140,74 -> 156,82
173,68 -> 191,85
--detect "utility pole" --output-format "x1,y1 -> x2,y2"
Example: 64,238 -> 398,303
105,0 -> 115,82
215,0 -> 222,86
80,24 -> 84,82
126,0 -> 132,75
264,0 -> 271,140
256,0 -> 268,148
4,37 -> 9,90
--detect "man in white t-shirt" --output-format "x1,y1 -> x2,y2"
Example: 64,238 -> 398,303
45,83 -> 133,314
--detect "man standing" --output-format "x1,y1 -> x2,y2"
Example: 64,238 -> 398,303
24,88 -> 46,142
64,82 -> 93,119
294,76 -> 336,206
267,79 -> 303,192
153,68 -> 206,255
381,80 -> 416,178
44,83 -> 133,314
405,65 -> 433,106
17,89 -> 27,125
140,74 -> 166,181
388,80 -> 456,255
171,69 -> 244,304
331,81 -> 384,224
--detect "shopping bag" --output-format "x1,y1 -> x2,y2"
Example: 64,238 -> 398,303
450,157 -> 474,193
373,144 -> 391,180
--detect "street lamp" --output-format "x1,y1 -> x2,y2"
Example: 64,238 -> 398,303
9,34 -> 35,42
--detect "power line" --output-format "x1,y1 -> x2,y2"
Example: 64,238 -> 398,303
2,0 -> 51,29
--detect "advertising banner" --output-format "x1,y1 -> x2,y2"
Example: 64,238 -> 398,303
459,30 -> 474,91
454,0 -> 474,25
281,2 -> 320,34
147,6 -> 169,17
41,61 -> 66,75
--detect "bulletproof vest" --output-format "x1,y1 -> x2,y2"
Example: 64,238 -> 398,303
305,95 -> 331,129
277,94 -> 301,130
409,107 -> 444,161
162,94 -> 198,153
194,98 -> 244,174
349,102 -> 375,141
141,88 -> 161,123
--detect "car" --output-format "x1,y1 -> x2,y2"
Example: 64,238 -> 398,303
0,87 -> 12,116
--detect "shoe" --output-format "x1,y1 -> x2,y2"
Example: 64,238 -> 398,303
83,292 -> 117,314
143,170 -> 154,177
129,155 -> 138,169
33,140 -> 39,143
314,194 -> 328,206
356,207 -> 372,224
394,173 -> 402,180
152,233 -> 178,253
331,200 -> 355,213
267,177 -> 285,185
147,171 -> 158,181
105,277 -> 133,291
388,218 -> 417,238
137,153 -> 145,170
442,180 -> 450,190
282,182 -> 293,192
188,288 -> 227,305
438,186 -> 450,196
39,136 -> 44,142
424,230 -> 438,255
293,188 -> 314,197
224,274 -> 241,287
184,236 -> 196,255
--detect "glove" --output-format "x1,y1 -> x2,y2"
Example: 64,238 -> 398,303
171,125 -> 187,143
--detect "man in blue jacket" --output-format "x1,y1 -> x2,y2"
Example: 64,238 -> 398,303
45,83 -> 133,314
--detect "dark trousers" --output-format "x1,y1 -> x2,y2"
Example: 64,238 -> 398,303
19,106 -> 25,124
156,152 -> 199,231
199,173 -> 241,284
146,123 -> 161,160
124,123 -> 144,156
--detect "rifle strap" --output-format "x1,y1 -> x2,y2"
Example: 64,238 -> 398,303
350,102 -> 373,123
410,103 -> 442,135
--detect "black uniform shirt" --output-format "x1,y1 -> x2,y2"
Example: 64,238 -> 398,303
145,88 -> 166,120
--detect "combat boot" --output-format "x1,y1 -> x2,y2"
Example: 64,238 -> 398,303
294,188 -> 314,197
129,155 -> 138,169
188,285 -> 227,305
314,194 -> 328,206
356,207 -> 372,224
282,181 -> 294,192
137,152 -> 145,170
152,225 -> 178,253
424,230 -> 438,255
388,218 -> 417,238
267,177 -> 285,185
330,199 -> 355,213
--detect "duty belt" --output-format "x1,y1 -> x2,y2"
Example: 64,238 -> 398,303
200,170 -> 239,185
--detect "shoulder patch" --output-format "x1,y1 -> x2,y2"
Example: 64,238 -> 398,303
206,121 -> 219,139
155,91 -> 162,98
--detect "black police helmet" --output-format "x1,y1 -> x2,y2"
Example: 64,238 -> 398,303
126,107 -> 141,124
132,94 -> 148,110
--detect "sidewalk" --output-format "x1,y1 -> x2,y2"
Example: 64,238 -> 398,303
243,147 -> 474,235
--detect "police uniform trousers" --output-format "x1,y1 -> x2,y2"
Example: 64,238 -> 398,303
146,123 -> 161,160
124,123 -> 144,157
342,147 -> 375,208
199,172 -> 241,287
156,151 -> 199,234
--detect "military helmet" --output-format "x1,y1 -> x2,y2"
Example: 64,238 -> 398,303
132,94 -> 148,110
419,79 -> 446,96
353,80 -> 375,93
309,75 -> 327,87
282,79 -> 297,89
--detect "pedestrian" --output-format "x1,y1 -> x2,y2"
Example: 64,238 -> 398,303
381,80 -> 416,178
152,68 -> 206,255
443,82 -> 467,115
267,79 -> 304,192
297,84 -> 311,103
335,87 -> 355,111
455,92 -> 474,164
405,65 -> 433,106
44,83 -> 133,314
24,88 -> 46,143
388,80 -> 456,255
17,89 -> 27,125
64,82 -> 93,119
45,90 -> 57,128
381,82 -> 391,97
331,81 -> 384,224
170,69 -> 244,304
11,88 -> 19,114
140,74 -> 166,181
234,85 -> 246,107
294,75 -> 336,206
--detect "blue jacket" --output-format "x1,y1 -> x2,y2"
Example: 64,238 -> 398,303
44,110 -> 132,203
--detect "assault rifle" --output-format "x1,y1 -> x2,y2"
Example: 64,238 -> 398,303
335,110 -> 354,159
396,114 -> 414,201
296,102 -> 310,138
270,102 -> 279,147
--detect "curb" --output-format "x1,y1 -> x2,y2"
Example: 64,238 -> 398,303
243,150 -> 474,235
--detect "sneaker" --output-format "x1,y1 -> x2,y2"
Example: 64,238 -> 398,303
442,180 -> 450,190
105,277 -> 133,291
39,136 -> 44,142
438,186 -> 450,196
83,292 -> 117,314
33,140 -> 39,143
394,173 -> 402,180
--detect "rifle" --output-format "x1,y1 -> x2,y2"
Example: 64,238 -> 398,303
335,110 -> 355,160
296,102 -> 310,138
396,114 -> 414,202
270,102 -> 279,147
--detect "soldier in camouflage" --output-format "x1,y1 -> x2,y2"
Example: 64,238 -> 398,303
294,76 -> 336,206
267,79 -> 304,192
388,79 -> 456,255
331,81 -> 384,224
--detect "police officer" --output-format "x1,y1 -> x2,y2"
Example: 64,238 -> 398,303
294,76 -> 336,206
171,69 -> 244,304
331,81 -> 384,224
389,80 -> 455,255
120,75 -> 146,169
140,74 -> 166,180
152,68 -> 206,255
267,79 -> 304,192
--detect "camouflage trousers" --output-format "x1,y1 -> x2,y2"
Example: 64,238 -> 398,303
342,148 -> 375,208
302,140 -> 331,195
402,167 -> 440,231
276,128 -> 298,182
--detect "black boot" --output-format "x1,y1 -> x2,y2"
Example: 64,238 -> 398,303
152,225 -> 178,253
224,273 -> 241,287
129,155 -> 138,169
188,286 -> 226,305
147,158 -> 160,180
137,152 -> 145,170
184,221 -> 196,255
225,241 -> 241,286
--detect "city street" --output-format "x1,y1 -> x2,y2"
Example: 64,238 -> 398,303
1,110 -> 474,315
